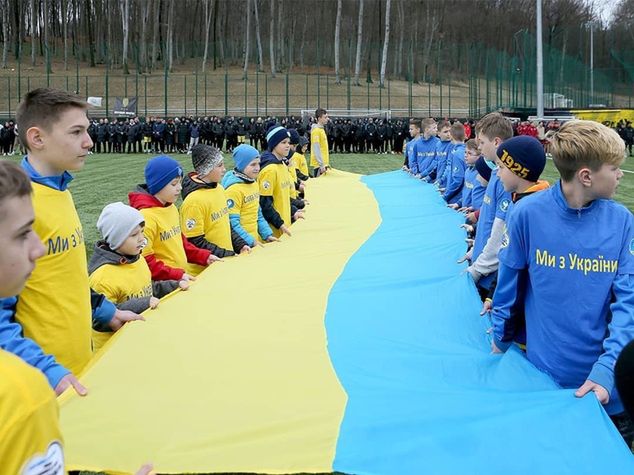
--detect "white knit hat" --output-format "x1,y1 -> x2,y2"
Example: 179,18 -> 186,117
97,202 -> 145,250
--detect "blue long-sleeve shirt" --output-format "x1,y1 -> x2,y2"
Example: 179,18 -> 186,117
431,139 -> 454,186
491,182 -> 634,415
442,143 -> 466,204
405,137 -> 421,174
416,136 -> 441,179
458,166 -> 486,209
0,297 -> 69,389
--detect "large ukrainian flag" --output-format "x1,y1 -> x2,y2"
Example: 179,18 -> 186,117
60,170 -> 634,474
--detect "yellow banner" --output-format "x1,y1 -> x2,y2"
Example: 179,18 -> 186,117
59,169 -> 380,474
571,109 -> 634,124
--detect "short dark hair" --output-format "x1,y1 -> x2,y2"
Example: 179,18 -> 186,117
409,118 -> 422,129
16,88 -> 88,151
0,161 -> 32,220
450,122 -> 466,141
315,108 -> 327,119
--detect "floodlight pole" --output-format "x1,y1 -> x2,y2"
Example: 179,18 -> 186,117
536,0 -> 544,119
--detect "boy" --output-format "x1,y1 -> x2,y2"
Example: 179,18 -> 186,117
415,118 -> 440,180
259,126 -> 294,237
441,122 -> 467,204
462,113 -> 513,299
429,120 -> 453,187
403,119 -> 422,176
222,144 -> 277,247
90,202 -> 188,351
490,121 -> 634,446
478,135 -> 549,314
15,88 -> 141,376
291,136 -> 310,184
129,154 -> 214,280
180,144 -> 250,258
287,130 -> 307,217
310,108 -> 330,177
448,139 -> 485,212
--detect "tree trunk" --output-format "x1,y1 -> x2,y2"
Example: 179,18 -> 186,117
353,0 -> 364,85
299,7 -> 307,68
139,0 -> 149,72
30,0 -> 36,65
1,0 -> 9,68
151,0 -> 161,71
120,0 -> 130,73
243,0 -> 251,79
85,0 -> 96,66
395,0 -> 404,78
276,0 -> 282,69
334,0 -> 342,84
379,0 -> 391,87
166,0 -> 175,71
269,0 -> 276,77
202,0 -> 214,72
287,14 -> 296,71
253,0 -> 264,71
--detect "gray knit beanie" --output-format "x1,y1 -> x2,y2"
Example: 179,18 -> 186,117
97,202 -> 145,250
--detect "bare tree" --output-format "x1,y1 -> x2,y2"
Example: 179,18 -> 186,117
30,0 -> 36,66
1,0 -> 9,68
334,0 -> 342,84
253,0 -> 264,71
379,0 -> 391,87
61,0 -> 68,69
276,0 -> 282,69
202,0 -> 214,72
353,0 -> 364,85
394,0 -> 405,78
243,0 -> 251,79
269,0 -> 276,77
166,0 -> 175,70
139,0 -> 150,72
120,0 -> 130,73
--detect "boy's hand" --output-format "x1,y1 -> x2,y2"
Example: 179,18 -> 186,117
575,380 -> 610,404
206,255 -> 222,265
265,235 -> 279,242
293,210 -> 305,221
239,245 -> 251,254
319,166 -> 326,175
109,309 -> 144,332
466,212 -> 477,224
491,340 -> 503,354
448,203 -> 459,210
178,279 -> 190,291
149,297 -> 160,309
55,373 -> 88,397
299,182 -> 305,192
460,223 -> 474,234
182,273 -> 196,281
280,224 -> 292,237
135,464 -> 154,475
480,299 -> 492,315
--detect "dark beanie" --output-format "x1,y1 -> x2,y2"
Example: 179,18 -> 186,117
474,156 -> 494,182
266,126 -> 291,151
145,155 -> 183,195
496,136 -> 546,182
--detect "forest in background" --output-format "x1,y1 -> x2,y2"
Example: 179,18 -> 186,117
0,0 -> 633,86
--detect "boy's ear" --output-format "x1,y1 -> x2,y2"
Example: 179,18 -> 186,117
25,126 -> 45,151
577,167 -> 593,187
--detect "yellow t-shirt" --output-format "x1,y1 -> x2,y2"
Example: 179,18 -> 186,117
16,182 -> 92,375
258,162 -> 292,238
89,257 -> 153,352
225,180 -> 261,243
180,184 -> 232,252
141,204 -> 188,271
291,152 -> 309,177
0,350 -> 64,475
310,125 -> 330,168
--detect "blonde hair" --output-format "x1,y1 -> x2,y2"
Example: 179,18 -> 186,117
549,120 -> 625,182
466,138 -> 478,151
421,118 -> 436,132
475,112 -> 513,142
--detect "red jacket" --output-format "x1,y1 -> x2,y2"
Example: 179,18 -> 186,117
128,185 -> 210,280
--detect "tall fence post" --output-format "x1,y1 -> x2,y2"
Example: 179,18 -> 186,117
195,71 -> 198,116
285,73 -> 289,116
144,75 -> 148,117
244,71 -> 248,116
224,73 -> 229,116
184,76 -> 188,115
105,70 -> 109,118
256,72 -> 259,116
347,75 -> 351,111
265,74 -> 268,116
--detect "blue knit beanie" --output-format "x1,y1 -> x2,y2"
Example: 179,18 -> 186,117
266,126 -> 291,151
145,155 -> 183,195
496,136 -> 546,182
233,144 -> 260,172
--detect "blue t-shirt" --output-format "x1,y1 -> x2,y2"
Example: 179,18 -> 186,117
493,182 -> 634,414
471,169 -> 512,288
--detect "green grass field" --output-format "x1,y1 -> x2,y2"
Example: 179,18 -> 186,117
4,150 -> 634,256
